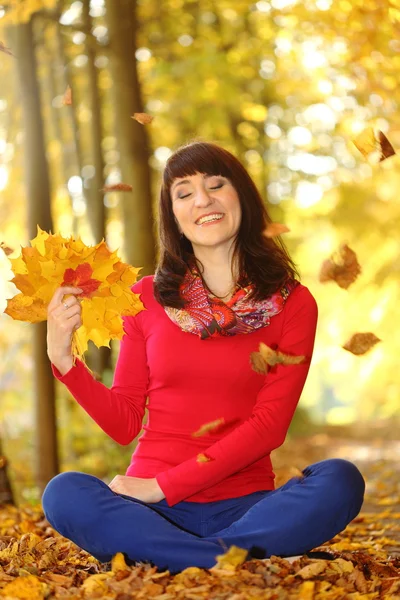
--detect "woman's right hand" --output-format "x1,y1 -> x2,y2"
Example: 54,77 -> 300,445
47,286 -> 83,374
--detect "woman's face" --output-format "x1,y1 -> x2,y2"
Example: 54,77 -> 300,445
170,172 -> 242,253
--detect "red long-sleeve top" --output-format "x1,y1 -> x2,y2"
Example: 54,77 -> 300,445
52,275 -> 318,507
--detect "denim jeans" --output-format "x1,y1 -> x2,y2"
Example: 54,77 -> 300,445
42,458 -> 365,573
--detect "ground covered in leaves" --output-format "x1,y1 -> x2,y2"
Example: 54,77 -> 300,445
1,429 -> 399,599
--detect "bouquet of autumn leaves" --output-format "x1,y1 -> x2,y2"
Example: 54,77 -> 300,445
3,226 -> 144,367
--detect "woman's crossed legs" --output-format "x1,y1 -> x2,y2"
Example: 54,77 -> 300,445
42,458 -> 365,573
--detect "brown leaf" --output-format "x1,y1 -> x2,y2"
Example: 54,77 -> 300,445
0,41 -> 13,56
263,223 -> 290,238
318,244 -> 361,289
353,127 -> 396,163
102,183 -> 133,192
296,560 -> 327,579
62,85 -> 72,106
251,343 -> 305,374
192,418 -> 225,437
342,332 -> 381,355
132,112 -> 154,124
0,242 -> 14,256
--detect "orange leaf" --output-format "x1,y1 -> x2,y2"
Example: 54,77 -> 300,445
342,333 -> 381,355
192,418 -> 225,437
132,112 -> 154,124
251,342 -> 305,374
196,453 -> 212,464
102,183 -> 133,192
319,244 -> 361,289
263,223 -> 290,238
62,85 -> 72,106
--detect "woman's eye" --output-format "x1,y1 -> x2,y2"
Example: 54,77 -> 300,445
178,192 -> 191,199
209,183 -> 223,190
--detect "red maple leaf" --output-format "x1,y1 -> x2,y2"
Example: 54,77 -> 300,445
62,263 -> 101,297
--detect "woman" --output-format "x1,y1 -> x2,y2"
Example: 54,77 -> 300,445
43,141 -> 365,574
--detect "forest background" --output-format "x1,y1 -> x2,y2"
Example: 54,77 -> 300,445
0,0 -> 399,505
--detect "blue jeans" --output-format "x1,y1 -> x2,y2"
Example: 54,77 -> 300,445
42,458 -> 365,573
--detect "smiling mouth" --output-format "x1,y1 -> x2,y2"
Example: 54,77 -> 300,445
196,214 -> 224,226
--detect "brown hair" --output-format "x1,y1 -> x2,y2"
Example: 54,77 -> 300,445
154,141 -> 300,308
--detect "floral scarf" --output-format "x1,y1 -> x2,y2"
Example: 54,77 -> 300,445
164,262 -> 299,340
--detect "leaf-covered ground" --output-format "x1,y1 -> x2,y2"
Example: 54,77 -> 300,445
1,430 -> 399,599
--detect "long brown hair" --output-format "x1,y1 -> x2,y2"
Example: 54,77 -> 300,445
154,141 -> 300,308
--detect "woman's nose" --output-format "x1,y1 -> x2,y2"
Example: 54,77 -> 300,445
193,187 -> 213,206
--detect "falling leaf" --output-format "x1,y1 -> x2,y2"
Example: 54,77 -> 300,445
342,332 -> 381,355
353,127 -> 396,163
319,244 -> 361,289
3,226 -> 143,364
132,112 -> 154,124
213,546 -> 248,571
62,85 -> 72,106
263,223 -> 290,238
196,453 -> 212,463
0,41 -> 13,56
0,241 -> 13,256
102,182 -> 133,192
192,417 -> 225,437
250,342 -> 305,375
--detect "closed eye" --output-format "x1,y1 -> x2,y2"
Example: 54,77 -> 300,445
177,182 -> 224,199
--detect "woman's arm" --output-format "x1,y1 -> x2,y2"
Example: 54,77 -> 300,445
51,281 -> 149,445
156,286 -> 318,506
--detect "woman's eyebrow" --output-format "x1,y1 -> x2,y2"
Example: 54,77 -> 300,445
171,174 -> 223,194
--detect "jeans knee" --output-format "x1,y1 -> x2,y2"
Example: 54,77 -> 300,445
327,458 -> 365,510
42,471 -> 100,530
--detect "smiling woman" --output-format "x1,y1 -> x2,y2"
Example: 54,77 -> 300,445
42,140 -> 365,574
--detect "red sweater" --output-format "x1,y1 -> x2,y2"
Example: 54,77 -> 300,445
52,275 -> 318,507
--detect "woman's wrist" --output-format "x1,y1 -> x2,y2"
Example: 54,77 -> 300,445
51,356 -> 74,376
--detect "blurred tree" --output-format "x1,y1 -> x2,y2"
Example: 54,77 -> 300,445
105,0 -> 156,275
10,14 -> 59,491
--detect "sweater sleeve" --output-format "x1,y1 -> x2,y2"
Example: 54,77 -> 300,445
51,279 -> 149,445
156,285 -> 318,506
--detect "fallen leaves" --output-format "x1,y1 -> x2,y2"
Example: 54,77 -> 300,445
132,112 -> 154,124
250,342 -> 305,375
319,243 -> 362,289
3,226 -> 144,362
342,332 -> 382,355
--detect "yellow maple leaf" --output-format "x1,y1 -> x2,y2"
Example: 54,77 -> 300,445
213,545 -> 248,571
3,226 -> 144,365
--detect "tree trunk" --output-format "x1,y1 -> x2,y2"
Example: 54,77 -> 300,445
0,442 -> 14,506
11,17 -> 59,492
104,0 -> 156,275
81,0 -> 111,376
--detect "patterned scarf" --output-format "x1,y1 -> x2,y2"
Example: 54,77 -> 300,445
164,261 -> 299,340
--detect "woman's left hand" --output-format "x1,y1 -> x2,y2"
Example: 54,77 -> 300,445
108,475 -> 165,504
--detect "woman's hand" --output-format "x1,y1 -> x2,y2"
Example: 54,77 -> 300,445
47,286 -> 83,374
108,475 -> 165,504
